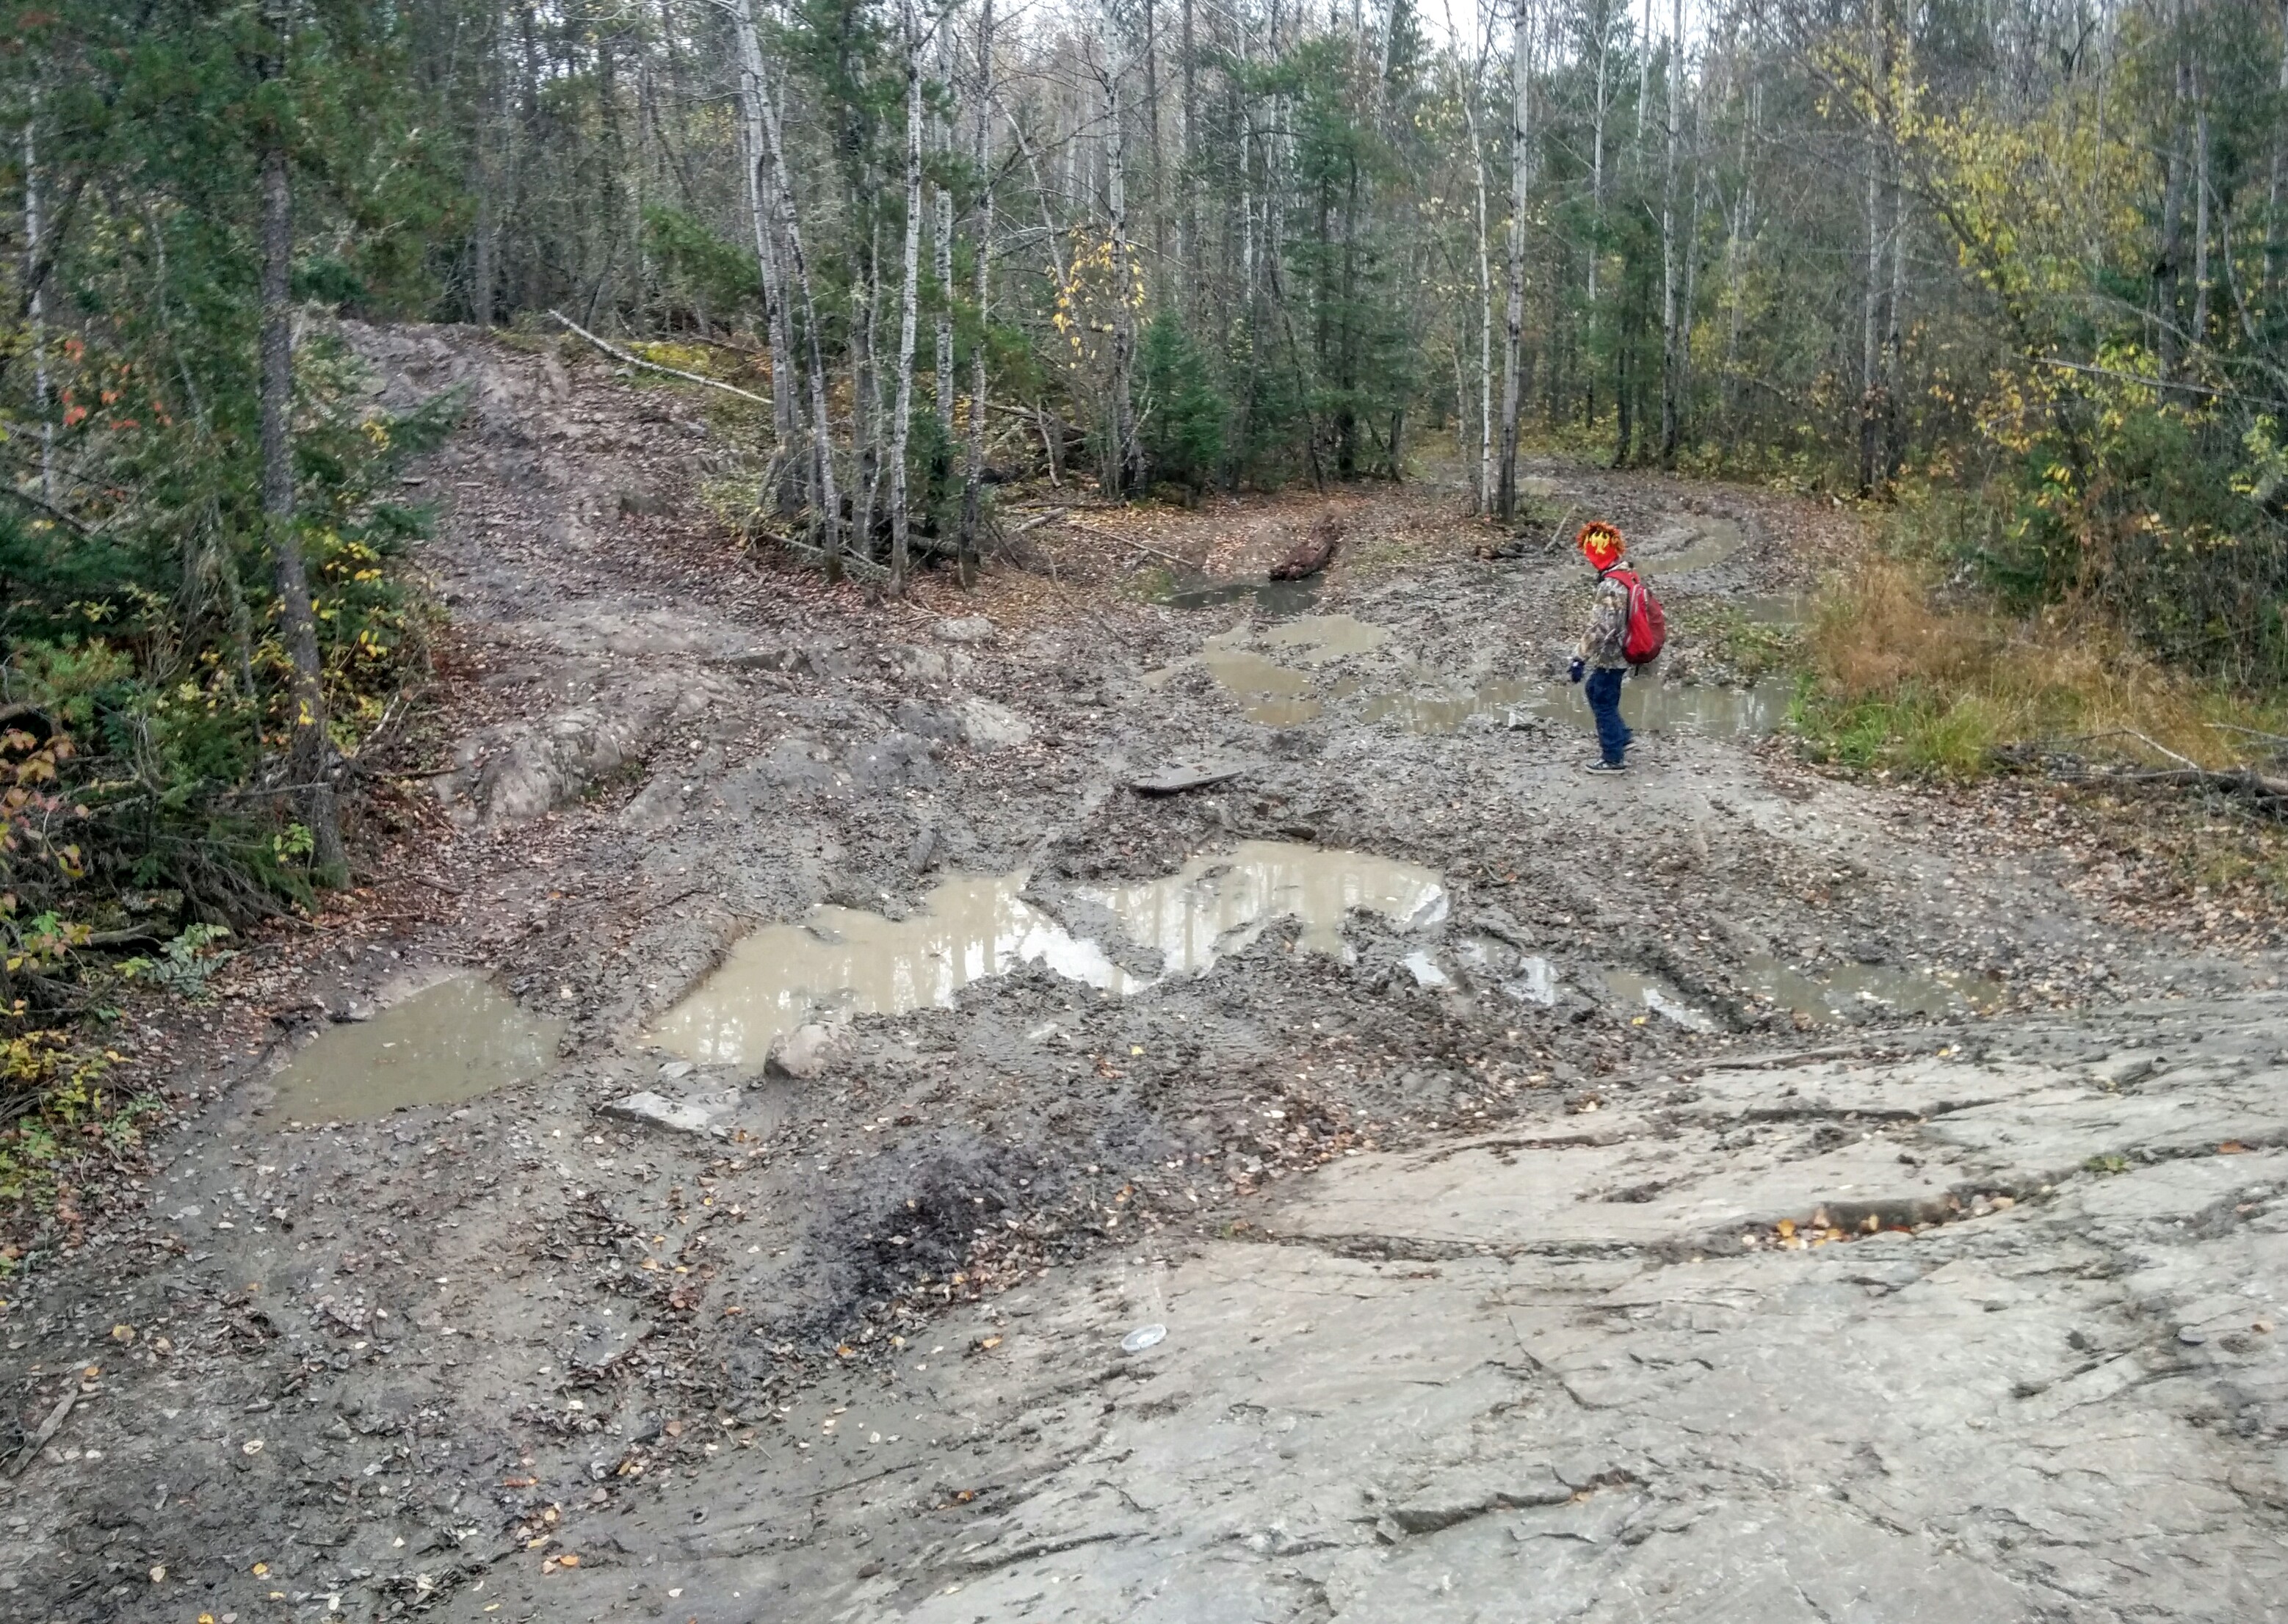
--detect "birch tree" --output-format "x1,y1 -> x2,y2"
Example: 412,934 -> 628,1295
890,0 -> 927,592
957,0 -> 996,584
1496,0 -> 1530,519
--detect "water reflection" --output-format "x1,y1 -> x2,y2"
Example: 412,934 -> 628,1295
1082,840 -> 1447,971
268,974 -> 565,1123
653,841 -> 1449,1070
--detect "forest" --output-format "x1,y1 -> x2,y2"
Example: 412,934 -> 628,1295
1,0 -> 2286,1034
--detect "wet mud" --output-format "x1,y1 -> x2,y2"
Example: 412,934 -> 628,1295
4,325 -> 2280,1624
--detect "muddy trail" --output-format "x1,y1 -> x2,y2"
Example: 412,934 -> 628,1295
3,325 -> 2283,1624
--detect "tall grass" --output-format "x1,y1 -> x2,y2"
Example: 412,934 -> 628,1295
1794,556 -> 2284,777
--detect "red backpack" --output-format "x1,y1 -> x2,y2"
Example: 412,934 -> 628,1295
1604,568 -> 1666,666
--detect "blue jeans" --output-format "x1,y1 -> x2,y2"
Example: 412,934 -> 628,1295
1585,666 -> 1632,764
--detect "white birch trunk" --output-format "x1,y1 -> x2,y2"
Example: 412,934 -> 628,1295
957,0 -> 996,585
890,0 -> 927,594
1496,0 -> 1529,519
934,2 -> 957,434
1463,31 -> 1494,515
1589,0 -> 1608,308
1105,43 -> 1138,497
728,0 -> 801,505
1658,0 -> 1681,464
747,0 -> 843,573
1858,0 -> 1881,490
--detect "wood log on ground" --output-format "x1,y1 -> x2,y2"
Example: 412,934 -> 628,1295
1270,514 -> 1342,581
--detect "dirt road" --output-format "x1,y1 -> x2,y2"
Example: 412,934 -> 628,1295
3,327 -> 2281,1623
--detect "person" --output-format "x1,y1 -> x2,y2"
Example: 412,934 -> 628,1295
1566,521 -> 1634,772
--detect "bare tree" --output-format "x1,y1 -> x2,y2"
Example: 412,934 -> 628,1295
258,0 -> 347,884
957,0 -> 996,586
1658,0 -> 1682,465
1098,36 -> 1140,498
934,1 -> 957,436
728,0 -> 803,510
890,0 -> 927,592
1496,0 -> 1530,519
1453,0 -> 1495,515
740,0 -> 842,575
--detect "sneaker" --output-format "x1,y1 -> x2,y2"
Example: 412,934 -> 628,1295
1586,759 -> 1628,774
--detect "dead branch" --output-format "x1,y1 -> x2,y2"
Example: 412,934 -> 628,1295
545,312 -> 772,408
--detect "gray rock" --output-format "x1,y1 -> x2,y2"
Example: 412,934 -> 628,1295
764,1022 -> 849,1081
2092,1049 -> 2160,1087
1129,755 -> 1257,796
957,696 -> 1032,748
598,1090 -> 731,1137
933,615 -> 997,644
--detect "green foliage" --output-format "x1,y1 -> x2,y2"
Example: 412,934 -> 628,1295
1138,312 -> 1228,499
0,1031 -> 151,1212
643,206 -> 763,325
0,0 -> 463,1064
117,924 -> 236,1001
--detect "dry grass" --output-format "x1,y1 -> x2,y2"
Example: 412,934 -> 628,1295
1798,557 -> 2284,777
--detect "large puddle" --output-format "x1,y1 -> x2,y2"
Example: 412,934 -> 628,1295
1597,957 -> 2003,1031
267,974 -> 565,1123
1156,575 -> 1323,617
1364,671 -> 1795,738
653,841 -> 1448,1070
1742,956 -> 2005,1021
1147,615 -> 1395,725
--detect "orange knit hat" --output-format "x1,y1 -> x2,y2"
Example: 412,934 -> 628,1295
1576,521 -> 1626,572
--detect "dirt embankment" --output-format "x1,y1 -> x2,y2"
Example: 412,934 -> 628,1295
1,325 -> 2280,1624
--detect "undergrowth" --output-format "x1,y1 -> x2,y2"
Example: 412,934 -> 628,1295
1791,555 -> 2287,777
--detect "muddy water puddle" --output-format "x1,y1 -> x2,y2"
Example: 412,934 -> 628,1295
267,974 -> 565,1123
1146,615 -> 1395,725
1597,958 -> 2002,1031
1635,515 -> 1748,576
1156,575 -> 1324,616
1364,672 -> 1795,739
1745,957 -> 2005,1021
654,841 -> 1447,1070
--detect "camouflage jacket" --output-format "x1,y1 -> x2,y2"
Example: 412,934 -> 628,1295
1576,572 -> 1630,669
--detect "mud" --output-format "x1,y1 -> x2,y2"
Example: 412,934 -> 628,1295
3,325 -> 2281,1624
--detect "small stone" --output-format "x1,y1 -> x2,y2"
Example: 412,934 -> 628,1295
765,1022 -> 850,1081
2178,1327 -> 2207,1346
933,615 -> 996,644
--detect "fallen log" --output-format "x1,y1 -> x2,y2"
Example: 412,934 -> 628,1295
1270,514 -> 1342,581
